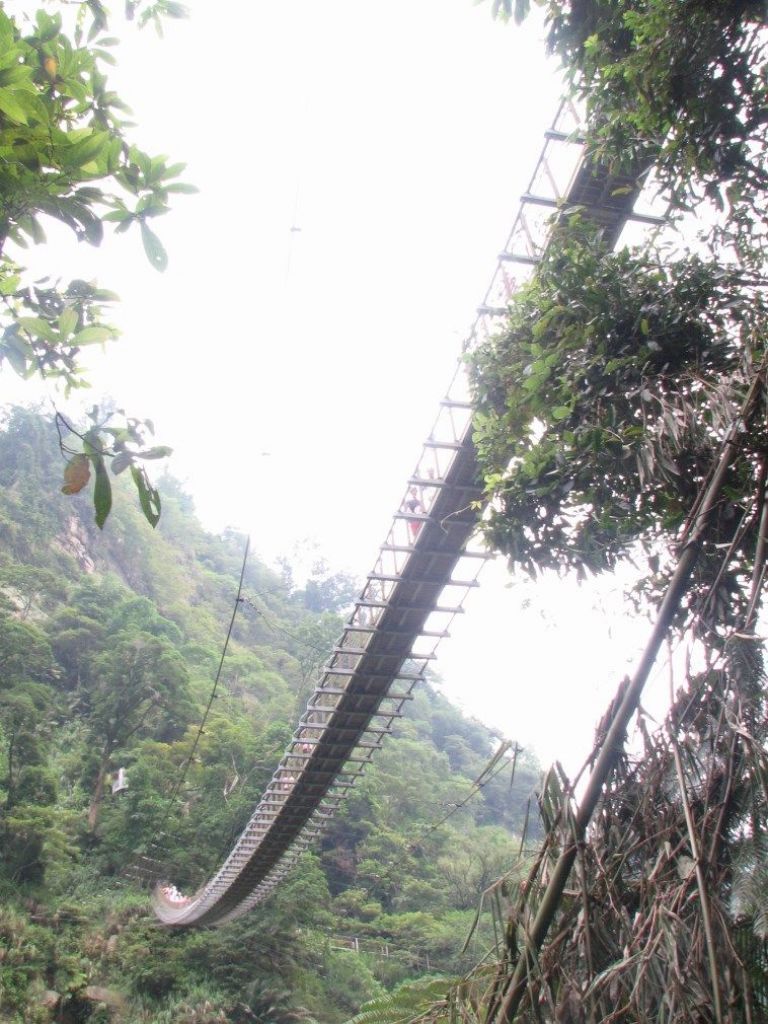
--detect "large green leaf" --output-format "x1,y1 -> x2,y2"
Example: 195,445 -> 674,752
5,87 -> 47,125
0,10 -> 15,50
139,220 -> 168,272
59,130 -> 110,170
73,325 -> 115,346
92,453 -> 112,529
17,316 -> 58,342
0,89 -> 29,124
58,307 -> 78,337
1,330 -> 31,375
130,465 -> 161,527
110,451 -> 133,475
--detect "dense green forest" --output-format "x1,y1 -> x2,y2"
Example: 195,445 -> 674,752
0,406 -> 540,1024
5,1 -> 768,1022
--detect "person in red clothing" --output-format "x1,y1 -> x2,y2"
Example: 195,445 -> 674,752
403,486 -> 425,541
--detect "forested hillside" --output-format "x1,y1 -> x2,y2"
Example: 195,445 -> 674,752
0,406 -> 540,1024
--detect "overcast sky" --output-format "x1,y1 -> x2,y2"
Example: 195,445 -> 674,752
5,0 -> 664,773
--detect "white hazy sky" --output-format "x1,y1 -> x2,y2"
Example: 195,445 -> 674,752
5,0 -> 661,773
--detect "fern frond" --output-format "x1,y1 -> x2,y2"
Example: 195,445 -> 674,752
344,977 -> 453,1024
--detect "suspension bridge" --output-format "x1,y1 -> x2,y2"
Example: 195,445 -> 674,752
151,102 -> 661,927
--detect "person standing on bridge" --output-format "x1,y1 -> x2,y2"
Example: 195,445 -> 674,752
403,486 -> 425,542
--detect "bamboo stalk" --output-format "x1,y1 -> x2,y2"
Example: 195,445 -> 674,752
670,732 -> 723,1024
745,454 -> 768,629
491,366 -> 766,1023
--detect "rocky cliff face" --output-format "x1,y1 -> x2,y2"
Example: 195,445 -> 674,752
53,515 -> 96,574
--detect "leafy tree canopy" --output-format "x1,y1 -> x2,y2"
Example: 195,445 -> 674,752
470,222 -> 768,614
471,0 -> 768,634
0,407 -> 538,1022
450,4 -> 768,1022
493,0 -> 767,239
0,1 -> 194,528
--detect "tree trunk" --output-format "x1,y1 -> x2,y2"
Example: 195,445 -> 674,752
5,730 -> 15,808
87,744 -> 112,832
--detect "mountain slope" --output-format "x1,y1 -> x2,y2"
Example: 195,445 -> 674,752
0,406 -> 540,1024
